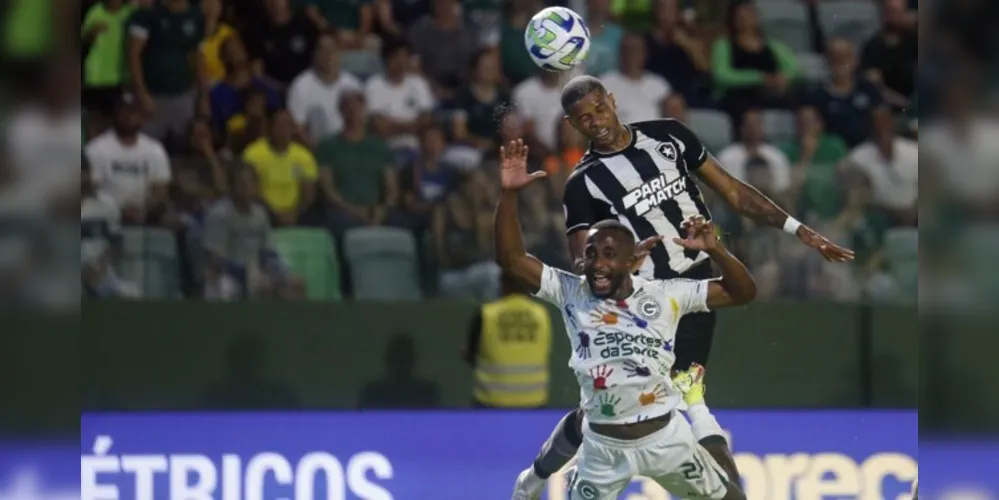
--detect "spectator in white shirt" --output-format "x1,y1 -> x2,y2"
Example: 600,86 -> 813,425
600,33 -> 672,123
845,106 -> 918,225
512,70 -> 562,156
84,94 -> 173,225
366,40 -> 436,157
717,108 -> 794,196
81,154 -> 140,299
287,32 -> 362,145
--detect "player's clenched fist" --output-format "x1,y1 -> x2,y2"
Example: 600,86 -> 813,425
499,139 -> 546,190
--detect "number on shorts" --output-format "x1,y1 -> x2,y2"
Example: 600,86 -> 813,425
679,455 -> 705,480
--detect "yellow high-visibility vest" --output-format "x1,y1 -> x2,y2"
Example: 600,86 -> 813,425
473,295 -> 552,408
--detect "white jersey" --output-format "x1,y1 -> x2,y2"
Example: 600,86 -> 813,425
534,265 -> 711,425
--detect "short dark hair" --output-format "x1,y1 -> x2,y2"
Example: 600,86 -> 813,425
381,38 -> 412,62
560,75 -> 606,113
589,219 -> 636,246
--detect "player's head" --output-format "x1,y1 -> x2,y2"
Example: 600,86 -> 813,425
561,75 -> 624,150
583,220 -> 637,298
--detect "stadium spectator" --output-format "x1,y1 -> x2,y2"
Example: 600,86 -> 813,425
366,40 -> 436,158
542,119 -> 585,181
512,70 -> 562,157
463,0 -> 502,47
716,109 -> 794,199
498,0 -> 541,86
172,116 -> 232,198
4,61 -> 83,214
450,49 -> 510,152
314,91 -> 400,233
809,37 -> 883,148
82,0 -> 135,136
583,0 -> 624,77
358,333 -> 441,409
781,107 -> 848,223
644,0 -> 710,106
711,0 -> 799,125
287,32 -> 363,145
209,37 -> 282,138
600,33 -> 672,123
860,0 -> 917,109
433,170 -> 500,300
199,0 -> 237,84
126,0 -> 206,150
304,0 -> 373,49
398,123 -> 457,230
845,106 -> 918,227
81,155 -> 139,299
389,0 -> 430,31
662,93 -> 688,121
85,94 -> 173,226
241,108 -> 318,225
407,0 -> 475,100
203,166 -> 303,300
245,0 -> 318,86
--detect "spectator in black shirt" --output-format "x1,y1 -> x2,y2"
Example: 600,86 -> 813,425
644,0 -> 710,106
450,49 -> 510,152
245,0 -> 319,87
860,0 -> 917,109
809,38 -> 883,147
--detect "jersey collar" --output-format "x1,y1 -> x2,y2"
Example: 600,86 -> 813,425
587,125 -> 636,158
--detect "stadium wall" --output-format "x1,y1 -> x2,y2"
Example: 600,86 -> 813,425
77,302 -> 916,410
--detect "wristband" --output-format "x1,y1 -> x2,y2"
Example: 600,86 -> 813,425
782,216 -> 802,235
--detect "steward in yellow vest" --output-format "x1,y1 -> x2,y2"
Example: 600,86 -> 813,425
464,276 -> 552,408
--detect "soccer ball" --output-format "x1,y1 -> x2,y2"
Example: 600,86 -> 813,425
524,7 -> 591,71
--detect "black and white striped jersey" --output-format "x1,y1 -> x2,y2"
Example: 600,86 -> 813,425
563,119 -> 713,279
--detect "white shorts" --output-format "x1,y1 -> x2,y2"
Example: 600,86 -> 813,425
569,411 -> 729,500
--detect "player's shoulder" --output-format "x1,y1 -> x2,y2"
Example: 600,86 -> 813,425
564,153 -> 606,186
630,118 -> 695,139
645,277 -> 703,296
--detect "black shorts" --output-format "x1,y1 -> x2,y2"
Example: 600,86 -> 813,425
673,260 -> 717,369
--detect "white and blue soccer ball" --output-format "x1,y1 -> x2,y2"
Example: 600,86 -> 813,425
524,6 -> 591,71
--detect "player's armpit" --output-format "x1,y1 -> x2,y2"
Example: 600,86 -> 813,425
695,158 -> 790,230
501,254 -> 547,295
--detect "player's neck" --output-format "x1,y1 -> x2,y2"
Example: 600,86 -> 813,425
593,125 -> 632,154
609,278 -> 634,301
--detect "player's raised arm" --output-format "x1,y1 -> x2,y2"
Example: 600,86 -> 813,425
695,155 -> 854,263
494,139 -> 549,293
673,216 -> 757,308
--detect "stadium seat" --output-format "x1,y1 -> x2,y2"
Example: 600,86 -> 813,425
820,1 -> 880,47
340,49 -> 382,80
118,228 -> 182,299
272,228 -> 342,300
882,227 -> 917,300
343,227 -> 423,300
761,109 -> 797,143
685,110 -> 733,154
797,53 -> 830,83
757,1 -> 813,54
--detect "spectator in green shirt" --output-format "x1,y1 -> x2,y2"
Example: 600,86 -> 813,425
82,0 -> 135,136
127,0 -> 205,150
711,0 -> 798,125
304,0 -> 374,49
782,106 -> 849,223
314,90 -> 400,234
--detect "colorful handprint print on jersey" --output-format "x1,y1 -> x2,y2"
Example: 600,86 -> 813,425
596,393 -> 622,417
637,383 -> 668,406
575,331 -> 591,359
589,365 -> 614,390
623,359 -> 652,378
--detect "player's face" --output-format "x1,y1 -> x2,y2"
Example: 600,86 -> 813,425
566,90 -> 622,149
583,231 -> 635,298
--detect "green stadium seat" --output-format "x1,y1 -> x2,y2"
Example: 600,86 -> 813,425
758,1 -> 812,54
686,110 -> 733,154
820,2 -> 879,47
798,53 -> 830,83
343,227 -> 422,300
272,228 -> 342,300
762,110 -> 797,144
882,227 -> 918,301
118,228 -> 182,299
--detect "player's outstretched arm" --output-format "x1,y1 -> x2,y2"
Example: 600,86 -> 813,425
674,216 -> 757,308
494,139 -> 549,293
695,157 -> 854,263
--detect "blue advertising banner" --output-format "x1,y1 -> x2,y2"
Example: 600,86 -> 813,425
16,411 -> 922,499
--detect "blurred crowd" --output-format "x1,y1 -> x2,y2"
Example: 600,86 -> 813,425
0,0 -> 948,304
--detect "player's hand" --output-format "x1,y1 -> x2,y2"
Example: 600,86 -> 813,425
796,225 -> 855,262
499,139 -> 545,190
673,216 -> 719,252
631,235 -> 664,273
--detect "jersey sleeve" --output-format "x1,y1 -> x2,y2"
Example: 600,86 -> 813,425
637,120 -> 709,170
533,264 -> 582,306
661,278 -> 710,315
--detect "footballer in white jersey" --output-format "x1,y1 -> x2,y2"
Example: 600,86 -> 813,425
495,139 -> 755,500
